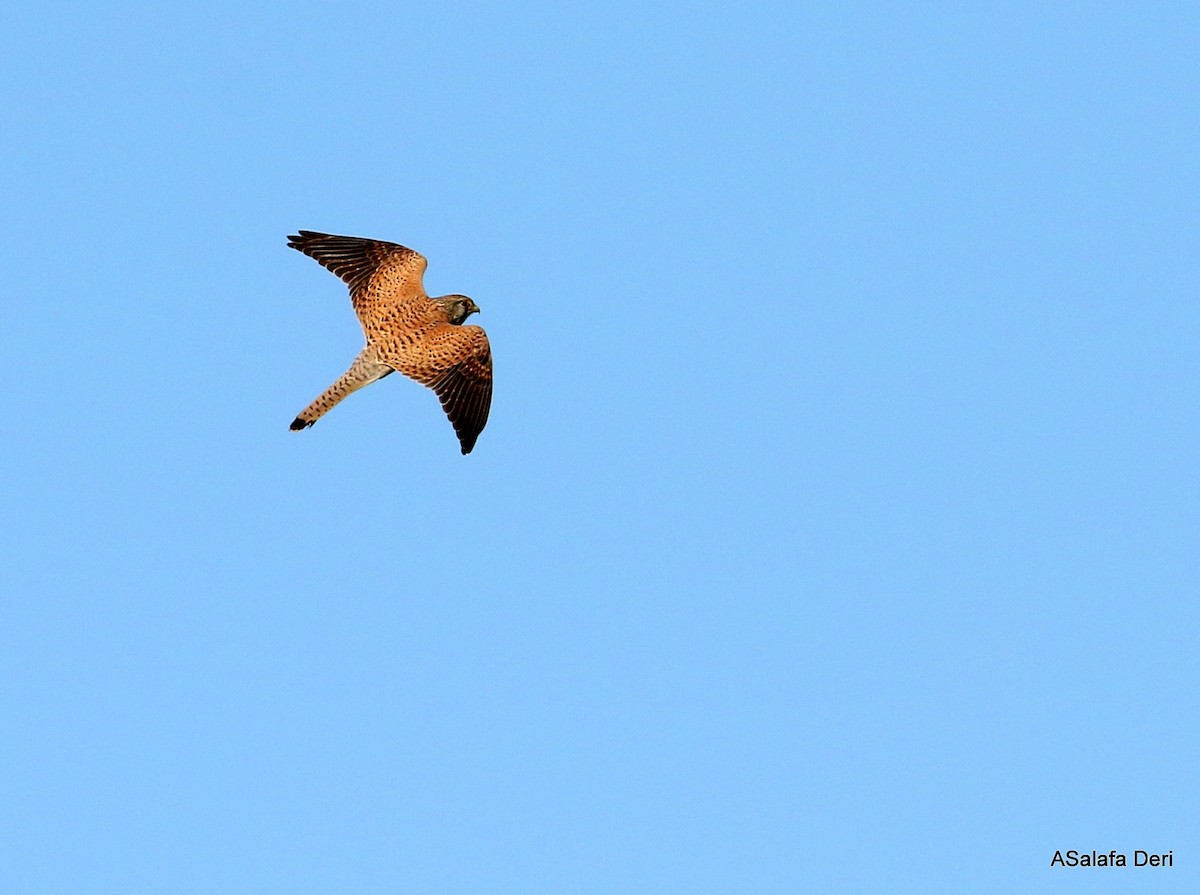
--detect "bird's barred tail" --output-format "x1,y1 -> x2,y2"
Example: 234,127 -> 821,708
290,350 -> 392,431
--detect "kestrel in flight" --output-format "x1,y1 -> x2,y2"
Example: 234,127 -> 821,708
287,230 -> 493,454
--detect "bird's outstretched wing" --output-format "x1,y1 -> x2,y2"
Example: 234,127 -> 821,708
287,230 -> 430,328
405,326 -> 493,454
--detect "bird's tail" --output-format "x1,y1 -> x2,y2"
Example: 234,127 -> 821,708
290,348 -> 392,430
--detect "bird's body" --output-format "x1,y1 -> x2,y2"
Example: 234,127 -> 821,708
287,231 -> 493,454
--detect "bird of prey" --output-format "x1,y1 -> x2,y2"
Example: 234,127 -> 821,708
287,230 -> 492,454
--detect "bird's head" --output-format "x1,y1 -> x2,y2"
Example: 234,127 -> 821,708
437,294 -> 480,325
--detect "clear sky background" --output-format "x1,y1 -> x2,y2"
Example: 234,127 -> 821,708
2,2 -> 1196,892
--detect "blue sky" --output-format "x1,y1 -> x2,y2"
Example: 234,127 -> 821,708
2,1 -> 1196,892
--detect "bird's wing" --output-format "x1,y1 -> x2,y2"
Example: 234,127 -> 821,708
398,325 -> 493,454
287,230 -> 430,327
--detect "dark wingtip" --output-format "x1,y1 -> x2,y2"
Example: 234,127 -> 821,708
287,230 -> 328,251
289,417 -> 311,431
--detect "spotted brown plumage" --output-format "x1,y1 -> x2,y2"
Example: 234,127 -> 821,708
287,230 -> 493,454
